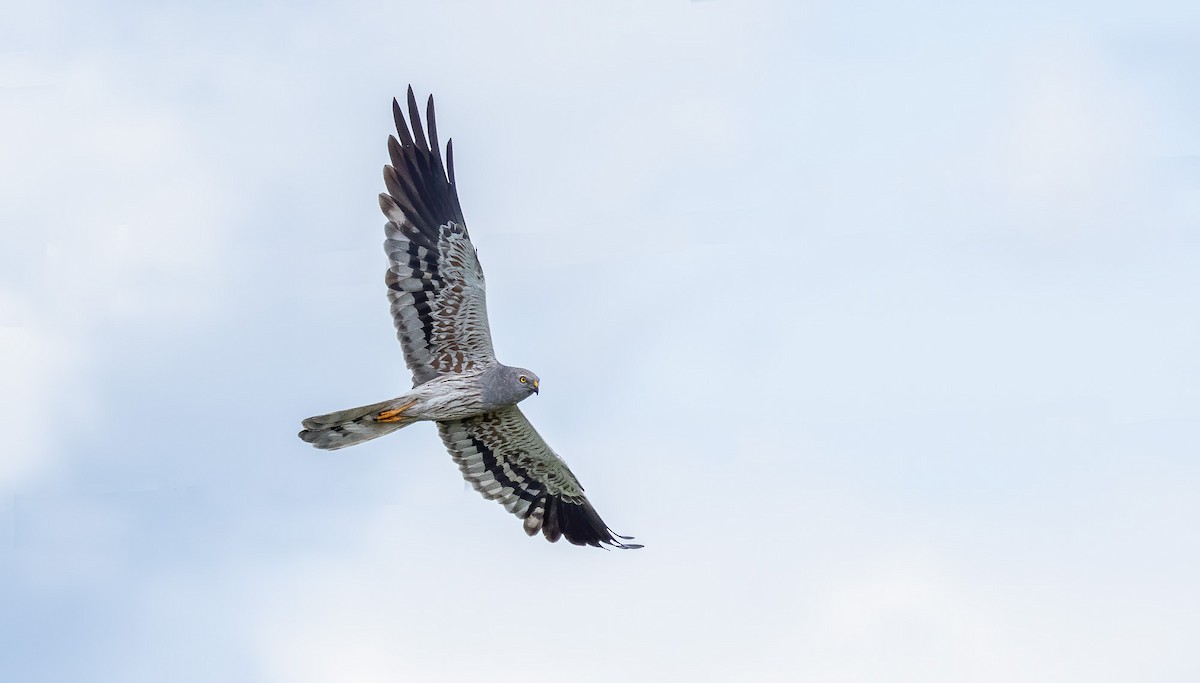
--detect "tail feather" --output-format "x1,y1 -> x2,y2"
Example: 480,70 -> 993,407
299,397 -> 419,450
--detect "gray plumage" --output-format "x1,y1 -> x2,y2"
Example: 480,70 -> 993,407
298,87 -> 640,549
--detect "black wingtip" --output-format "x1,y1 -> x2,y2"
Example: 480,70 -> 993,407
381,88 -> 466,231
537,495 -> 643,550
392,97 -> 413,148
606,534 -> 644,550
406,87 -> 428,152
601,541 -> 644,550
426,94 -> 444,174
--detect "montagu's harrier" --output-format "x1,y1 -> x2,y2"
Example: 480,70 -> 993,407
300,88 -> 641,550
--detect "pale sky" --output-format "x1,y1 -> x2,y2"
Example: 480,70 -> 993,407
2,1 -> 1199,681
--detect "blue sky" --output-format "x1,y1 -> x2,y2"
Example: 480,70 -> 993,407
2,1 -> 1198,681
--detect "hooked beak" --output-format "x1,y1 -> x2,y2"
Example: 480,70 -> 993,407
532,379 -> 539,394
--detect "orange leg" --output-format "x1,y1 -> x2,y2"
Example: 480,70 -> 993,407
375,399 -> 418,423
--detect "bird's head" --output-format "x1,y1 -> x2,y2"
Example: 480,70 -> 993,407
511,367 -> 540,396
481,364 -> 540,409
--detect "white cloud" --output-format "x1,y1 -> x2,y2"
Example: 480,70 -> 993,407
0,55 -> 231,488
990,37 -> 1151,232
0,326 -> 78,487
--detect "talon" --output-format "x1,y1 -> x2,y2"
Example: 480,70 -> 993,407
376,399 -> 417,423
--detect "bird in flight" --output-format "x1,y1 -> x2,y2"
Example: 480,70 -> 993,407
300,87 -> 641,549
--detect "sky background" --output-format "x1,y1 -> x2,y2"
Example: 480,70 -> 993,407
2,1 -> 1199,681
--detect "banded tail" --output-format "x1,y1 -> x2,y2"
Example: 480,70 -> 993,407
299,397 -> 419,450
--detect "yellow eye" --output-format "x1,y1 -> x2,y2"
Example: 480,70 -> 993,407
519,375 -> 527,384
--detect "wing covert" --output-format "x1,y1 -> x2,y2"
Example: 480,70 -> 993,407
380,87 -> 495,385
437,407 -> 641,549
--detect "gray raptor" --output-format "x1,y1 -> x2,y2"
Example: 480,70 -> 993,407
299,88 -> 641,549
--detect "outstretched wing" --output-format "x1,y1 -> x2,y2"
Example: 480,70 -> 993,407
379,87 -> 495,386
438,407 -> 641,549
